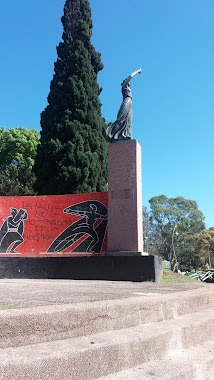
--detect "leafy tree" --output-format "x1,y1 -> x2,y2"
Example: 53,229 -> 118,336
196,229 -> 214,268
143,206 -> 163,255
34,0 -> 108,195
0,127 -> 40,195
149,195 -> 205,268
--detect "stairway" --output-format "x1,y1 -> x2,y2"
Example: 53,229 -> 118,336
0,285 -> 214,379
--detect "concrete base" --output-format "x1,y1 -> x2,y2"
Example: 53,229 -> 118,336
0,255 -> 163,282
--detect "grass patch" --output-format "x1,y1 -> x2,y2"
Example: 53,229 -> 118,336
160,269 -> 202,284
0,305 -> 17,310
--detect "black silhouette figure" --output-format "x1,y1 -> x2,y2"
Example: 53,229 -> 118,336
47,201 -> 107,253
0,208 -> 28,253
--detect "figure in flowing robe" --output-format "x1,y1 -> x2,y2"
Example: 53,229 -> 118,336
105,68 -> 141,142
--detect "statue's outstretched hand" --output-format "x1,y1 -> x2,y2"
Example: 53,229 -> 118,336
130,68 -> 142,78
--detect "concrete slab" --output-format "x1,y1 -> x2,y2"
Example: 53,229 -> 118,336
0,280 -> 213,380
0,279 -> 208,310
0,307 -> 214,380
1,285 -> 214,349
97,339 -> 214,380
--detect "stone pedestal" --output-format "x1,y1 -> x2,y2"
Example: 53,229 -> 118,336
107,140 -> 143,254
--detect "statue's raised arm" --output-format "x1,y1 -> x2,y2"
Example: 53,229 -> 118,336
105,68 -> 142,143
130,68 -> 142,78
121,68 -> 142,92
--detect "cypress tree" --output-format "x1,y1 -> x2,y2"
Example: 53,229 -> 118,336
34,0 -> 108,195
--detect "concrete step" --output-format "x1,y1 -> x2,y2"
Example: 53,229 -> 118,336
0,287 -> 214,348
0,306 -> 214,380
96,339 -> 214,380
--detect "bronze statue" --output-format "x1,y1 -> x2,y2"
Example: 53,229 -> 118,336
105,68 -> 141,142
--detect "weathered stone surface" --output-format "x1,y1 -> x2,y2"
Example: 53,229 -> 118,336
0,280 -> 213,379
107,140 -> 143,253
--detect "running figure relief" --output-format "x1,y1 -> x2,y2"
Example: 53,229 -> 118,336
0,208 -> 28,253
105,68 -> 141,142
47,200 -> 108,253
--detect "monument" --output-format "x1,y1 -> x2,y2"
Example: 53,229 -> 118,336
0,68 -> 162,282
105,69 -> 144,254
103,68 -> 162,280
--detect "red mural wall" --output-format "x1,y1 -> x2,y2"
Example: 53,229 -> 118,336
0,192 -> 108,257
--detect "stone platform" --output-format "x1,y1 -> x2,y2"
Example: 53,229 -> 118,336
0,279 -> 213,379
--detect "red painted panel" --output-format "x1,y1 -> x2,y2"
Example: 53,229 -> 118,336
0,192 -> 108,257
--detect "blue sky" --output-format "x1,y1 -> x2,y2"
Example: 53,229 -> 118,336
0,0 -> 213,228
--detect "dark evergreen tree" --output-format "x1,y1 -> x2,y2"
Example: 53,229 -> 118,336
34,0 -> 108,195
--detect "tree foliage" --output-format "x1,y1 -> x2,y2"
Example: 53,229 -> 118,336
34,0 -> 108,195
0,127 -> 40,195
196,229 -> 214,268
148,195 -> 206,267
